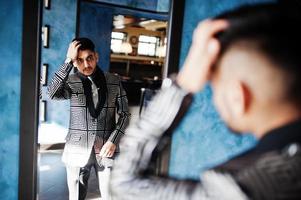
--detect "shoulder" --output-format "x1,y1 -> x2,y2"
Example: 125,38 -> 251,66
234,143 -> 301,199
238,143 -> 301,176
104,72 -> 121,84
68,73 -> 81,82
214,148 -> 258,175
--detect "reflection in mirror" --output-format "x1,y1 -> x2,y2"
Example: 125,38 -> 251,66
36,0 -> 178,199
109,15 -> 168,106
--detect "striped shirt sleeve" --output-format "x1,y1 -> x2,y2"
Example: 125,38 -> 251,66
110,78 -> 248,200
47,63 -> 73,100
108,76 -> 130,145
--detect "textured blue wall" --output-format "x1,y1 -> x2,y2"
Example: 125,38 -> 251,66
157,0 -> 170,12
89,0 -> 159,12
41,0 -> 77,128
0,0 -> 22,199
169,0 -> 273,180
79,3 -> 113,72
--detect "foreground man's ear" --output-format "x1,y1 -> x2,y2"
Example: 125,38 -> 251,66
231,81 -> 252,118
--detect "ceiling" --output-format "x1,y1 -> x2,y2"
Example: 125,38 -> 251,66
113,15 -> 167,31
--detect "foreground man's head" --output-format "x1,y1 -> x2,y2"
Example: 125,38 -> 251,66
210,3 -> 301,137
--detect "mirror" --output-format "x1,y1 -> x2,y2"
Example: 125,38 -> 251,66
19,0 -> 185,199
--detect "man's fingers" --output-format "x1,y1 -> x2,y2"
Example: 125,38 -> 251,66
107,151 -> 113,158
72,40 -> 79,45
70,41 -> 80,48
205,38 -> 221,66
201,39 -> 221,81
193,19 -> 228,46
196,19 -> 228,36
100,148 -> 110,158
105,149 -> 115,158
99,142 -> 116,158
99,147 -> 106,157
176,19 -> 227,93
206,19 -> 229,35
66,41 -> 81,61
207,38 -> 220,54
74,41 -> 81,48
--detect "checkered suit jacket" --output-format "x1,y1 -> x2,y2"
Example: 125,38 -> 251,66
48,63 -> 130,167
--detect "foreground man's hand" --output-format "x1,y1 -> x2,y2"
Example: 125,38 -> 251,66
177,19 -> 228,93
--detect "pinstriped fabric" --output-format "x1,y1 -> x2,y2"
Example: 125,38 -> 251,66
47,63 -> 130,167
48,63 -> 73,100
110,78 -> 301,199
236,145 -> 301,200
108,77 -> 128,144
110,80 -> 249,200
69,107 -> 87,130
70,81 -> 86,106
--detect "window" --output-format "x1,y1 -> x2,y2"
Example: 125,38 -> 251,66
138,35 -> 160,56
111,32 -> 126,53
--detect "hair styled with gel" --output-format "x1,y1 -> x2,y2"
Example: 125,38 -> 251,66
214,1 -> 301,108
72,37 -> 95,52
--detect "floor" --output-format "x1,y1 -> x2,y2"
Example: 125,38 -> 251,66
38,149 -> 101,200
38,106 -> 139,200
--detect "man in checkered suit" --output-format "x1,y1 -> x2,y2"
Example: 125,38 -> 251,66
48,38 -> 130,200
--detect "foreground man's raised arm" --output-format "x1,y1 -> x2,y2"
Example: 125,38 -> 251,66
109,79 -> 247,200
109,20 -> 248,200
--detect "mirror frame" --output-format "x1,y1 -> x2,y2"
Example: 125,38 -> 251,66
18,0 -> 185,199
18,0 -> 41,199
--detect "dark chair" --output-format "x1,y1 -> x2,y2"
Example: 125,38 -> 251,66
139,88 -> 158,117
121,79 -> 146,106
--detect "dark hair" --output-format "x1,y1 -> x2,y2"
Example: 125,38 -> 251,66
215,1 -> 301,107
72,37 -> 95,52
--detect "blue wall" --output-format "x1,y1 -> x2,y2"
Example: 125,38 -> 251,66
0,0 -> 22,199
41,0 -> 77,128
169,0 -> 273,180
79,3 -> 113,72
157,0 -> 170,12
89,0 -> 170,12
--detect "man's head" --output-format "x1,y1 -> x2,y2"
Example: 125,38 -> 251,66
73,37 -> 99,76
210,2 -> 301,137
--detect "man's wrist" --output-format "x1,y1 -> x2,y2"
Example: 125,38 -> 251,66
64,57 -> 73,65
163,74 -> 190,94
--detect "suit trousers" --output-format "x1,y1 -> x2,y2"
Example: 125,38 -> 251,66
65,149 -> 113,200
